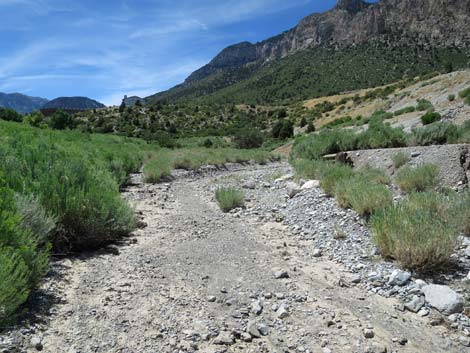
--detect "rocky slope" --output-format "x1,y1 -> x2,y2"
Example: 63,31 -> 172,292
147,0 -> 470,104
0,93 -> 48,114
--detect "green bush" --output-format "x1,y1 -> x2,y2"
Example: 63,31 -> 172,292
215,187 -> 244,212
458,87 -> 470,99
358,166 -> 391,185
421,111 -> 441,125
15,194 -> 56,242
396,164 -> 439,193
392,152 -> 411,169
371,193 -> 458,271
233,128 -> 264,149
272,120 -> 294,139
0,181 -> 49,327
416,99 -> 434,112
449,192 -> 470,236
320,164 -> 355,196
49,110 -> 77,130
335,176 -> 392,217
394,106 -> 416,116
448,94 -> 456,102
292,159 -> 329,180
357,118 -> 407,150
0,108 -> 22,122
0,121 -> 141,252
411,122 -> 460,146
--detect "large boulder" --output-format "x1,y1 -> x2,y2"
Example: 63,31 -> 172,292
422,284 -> 464,315
301,180 -> 320,190
286,182 -> 301,198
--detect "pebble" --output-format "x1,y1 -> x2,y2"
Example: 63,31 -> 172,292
363,329 -> 375,339
274,270 -> 289,279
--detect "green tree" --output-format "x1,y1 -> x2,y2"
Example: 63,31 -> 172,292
119,100 -> 126,113
49,110 -> 76,130
0,108 -> 22,122
23,111 -> 44,127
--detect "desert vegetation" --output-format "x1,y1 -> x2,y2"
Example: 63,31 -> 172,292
215,187 -> 245,212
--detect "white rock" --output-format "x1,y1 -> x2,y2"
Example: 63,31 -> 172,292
286,182 -> 301,198
277,303 -> 289,319
388,270 -> 411,286
422,284 -> 464,315
301,180 -> 320,190
415,279 -> 427,289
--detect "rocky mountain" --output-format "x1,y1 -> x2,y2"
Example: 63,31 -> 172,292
42,97 -> 106,110
0,93 -> 48,114
147,0 -> 470,104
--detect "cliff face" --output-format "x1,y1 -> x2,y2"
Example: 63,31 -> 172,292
184,0 -> 470,84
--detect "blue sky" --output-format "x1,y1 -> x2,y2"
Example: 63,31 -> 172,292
0,0 -> 348,105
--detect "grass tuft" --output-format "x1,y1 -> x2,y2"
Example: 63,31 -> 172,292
371,193 -> 459,271
396,164 -> 439,193
215,187 -> 244,212
392,152 -> 411,169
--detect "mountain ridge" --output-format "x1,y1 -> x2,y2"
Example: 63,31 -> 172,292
0,92 -> 49,114
146,0 -> 470,105
42,97 -> 106,111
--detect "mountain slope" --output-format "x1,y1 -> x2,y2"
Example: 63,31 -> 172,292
42,97 -> 106,110
147,0 -> 470,105
0,93 -> 48,114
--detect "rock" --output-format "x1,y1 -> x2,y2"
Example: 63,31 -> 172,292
422,284 -> 464,315
301,180 -> 320,190
363,329 -> 375,339
207,295 -> 217,302
247,321 -> 261,338
404,295 -> 425,313
350,274 -> 362,284
106,245 -> 120,255
388,270 -> 411,286
257,323 -> 269,336
275,174 -> 294,183
213,332 -> 234,345
417,308 -> 430,317
398,338 -> 408,346
277,303 -> 290,319
243,180 -> 256,189
415,279 -> 427,289
312,249 -> 323,258
241,332 -> 252,342
411,152 -> 421,157
365,343 -> 388,353
251,300 -> 263,315
286,182 -> 301,198
30,336 -> 43,351
459,336 -> 470,347
274,270 -> 289,279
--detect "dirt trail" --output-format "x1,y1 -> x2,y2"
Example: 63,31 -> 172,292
22,163 -> 464,352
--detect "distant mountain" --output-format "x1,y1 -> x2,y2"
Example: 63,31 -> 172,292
147,0 -> 470,105
42,97 -> 106,110
0,93 -> 48,114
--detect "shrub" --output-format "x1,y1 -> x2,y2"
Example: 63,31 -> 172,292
449,192 -> 470,236
0,181 -> 49,327
272,120 -> 294,139
359,166 -> 391,185
15,194 -> 56,242
458,87 -> 470,99
448,94 -> 456,102
357,118 -> 407,150
234,128 -> 264,149
421,111 -> 441,125
320,164 -> 355,196
371,193 -> 458,271
299,117 -> 307,128
144,152 -> 173,183
394,106 -> 416,116
0,108 -> 22,122
411,122 -> 460,146
215,187 -> 244,212
201,138 -> 214,148
335,176 -> 392,217
416,99 -> 434,112
292,159 -> 329,180
392,152 -> 411,169
306,121 -> 316,133
49,110 -> 77,130
396,164 -> 439,193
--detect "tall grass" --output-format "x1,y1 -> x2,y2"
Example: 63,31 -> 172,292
396,164 -> 439,193
392,152 -> 411,169
144,148 -> 277,182
215,187 -> 245,212
371,193 -> 459,271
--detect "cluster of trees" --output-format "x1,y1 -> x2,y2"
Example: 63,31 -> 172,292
0,108 -> 77,130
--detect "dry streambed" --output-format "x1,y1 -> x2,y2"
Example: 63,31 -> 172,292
1,162 -> 469,353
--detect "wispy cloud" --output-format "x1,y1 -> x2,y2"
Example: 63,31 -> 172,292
0,0 -> 321,104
